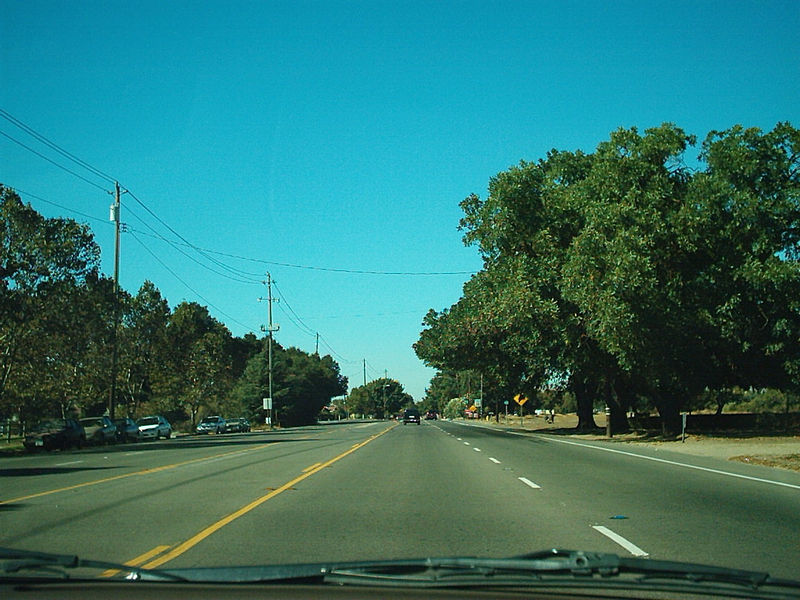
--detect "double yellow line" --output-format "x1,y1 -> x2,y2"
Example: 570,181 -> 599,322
140,424 -> 395,570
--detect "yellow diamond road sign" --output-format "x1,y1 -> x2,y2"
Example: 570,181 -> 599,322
514,394 -> 528,406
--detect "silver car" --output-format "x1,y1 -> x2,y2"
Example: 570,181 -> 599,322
196,416 -> 226,434
137,415 -> 172,440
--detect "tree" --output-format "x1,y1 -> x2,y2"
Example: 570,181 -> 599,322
117,281 -> 171,417
347,378 -> 413,419
233,343 -> 348,427
163,302 -> 234,427
0,186 -> 102,424
418,123 -> 800,437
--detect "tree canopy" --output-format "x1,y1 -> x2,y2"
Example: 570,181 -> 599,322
416,123 -> 800,435
0,186 -> 351,430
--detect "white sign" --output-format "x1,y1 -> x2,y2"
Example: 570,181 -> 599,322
263,397 -> 273,410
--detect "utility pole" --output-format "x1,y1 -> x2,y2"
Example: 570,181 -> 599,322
382,369 -> 388,420
108,182 -> 122,421
315,332 -> 319,355
363,359 -> 367,388
260,274 -> 279,429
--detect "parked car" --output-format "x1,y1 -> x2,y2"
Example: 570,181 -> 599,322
196,415 -> 227,434
80,416 -> 117,445
113,417 -> 141,443
239,418 -> 251,432
137,415 -> 172,440
23,418 -> 86,452
225,418 -> 243,432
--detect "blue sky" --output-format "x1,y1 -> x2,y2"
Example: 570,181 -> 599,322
2,1 -> 798,400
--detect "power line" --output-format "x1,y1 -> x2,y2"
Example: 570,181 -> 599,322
0,109 -> 116,184
11,187 -> 109,226
0,130 -> 109,192
128,230 -> 257,332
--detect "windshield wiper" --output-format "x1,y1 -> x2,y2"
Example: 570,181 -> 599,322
321,550 -> 800,599
0,548 -> 185,582
8,547 -> 798,599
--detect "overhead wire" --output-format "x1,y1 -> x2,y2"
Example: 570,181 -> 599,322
128,230 -> 257,332
11,187 -> 109,226
2,109 -> 467,386
0,130 -> 109,192
0,109 -> 116,184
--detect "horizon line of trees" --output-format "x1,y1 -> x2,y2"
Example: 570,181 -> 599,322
415,123 -> 800,436
0,185 -> 347,430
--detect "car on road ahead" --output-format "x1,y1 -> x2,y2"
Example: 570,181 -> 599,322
403,408 -> 421,425
137,415 -> 172,440
23,418 -> 85,452
80,416 -> 117,445
196,415 -> 226,434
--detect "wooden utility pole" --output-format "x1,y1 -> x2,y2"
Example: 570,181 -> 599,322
108,182 -> 122,420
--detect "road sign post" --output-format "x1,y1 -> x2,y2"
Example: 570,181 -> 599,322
514,394 -> 528,428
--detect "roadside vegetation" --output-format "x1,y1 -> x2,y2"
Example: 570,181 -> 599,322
416,123 -> 800,437
0,184 -> 347,433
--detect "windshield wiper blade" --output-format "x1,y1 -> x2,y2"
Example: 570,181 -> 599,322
0,547 -> 186,581
323,550 -> 800,598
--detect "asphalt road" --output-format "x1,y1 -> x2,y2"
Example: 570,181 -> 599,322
1,419 -> 798,579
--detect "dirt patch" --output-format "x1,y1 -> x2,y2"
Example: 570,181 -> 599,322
729,453 -> 800,471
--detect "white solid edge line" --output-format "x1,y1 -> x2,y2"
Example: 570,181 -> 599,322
518,477 -> 541,489
541,436 -> 800,491
592,525 -> 649,557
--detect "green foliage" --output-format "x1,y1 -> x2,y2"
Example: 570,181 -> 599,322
347,378 -> 413,419
417,123 -> 800,436
0,186 -> 105,422
442,397 -> 469,419
725,388 -> 799,414
0,185 -> 354,430
233,343 -> 348,427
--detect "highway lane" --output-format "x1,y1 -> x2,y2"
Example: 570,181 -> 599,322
0,423 -> 391,564
1,419 -> 798,579
438,420 -> 800,577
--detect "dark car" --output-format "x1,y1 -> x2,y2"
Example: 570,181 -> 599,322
402,408 -> 421,425
23,418 -> 86,452
225,418 -> 243,433
113,417 -> 141,443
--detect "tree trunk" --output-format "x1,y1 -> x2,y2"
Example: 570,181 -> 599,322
654,392 -> 682,438
605,377 -> 630,434
573,378 -> 599,431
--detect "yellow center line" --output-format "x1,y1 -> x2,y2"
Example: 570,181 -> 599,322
100,545 -> 172,577
302,462 -> 323,473
0,445 -> 269,506
142,423 -> 396,570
